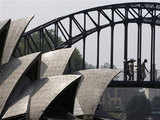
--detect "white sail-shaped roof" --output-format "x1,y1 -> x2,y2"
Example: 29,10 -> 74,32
2,96 -> 30,119
0,52 -> 40,115
76,69 -> 120,115
1,17 -> 33,65
41,48 -> 75,78
30,75 -> 81,120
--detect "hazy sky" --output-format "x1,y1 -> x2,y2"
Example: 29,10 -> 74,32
1,0 -> 160,69
1,0 -> 159,28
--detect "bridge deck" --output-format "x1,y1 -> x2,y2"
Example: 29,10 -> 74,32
108,71 -> 160,88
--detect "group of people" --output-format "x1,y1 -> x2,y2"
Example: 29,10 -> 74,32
126,59 -> 148,81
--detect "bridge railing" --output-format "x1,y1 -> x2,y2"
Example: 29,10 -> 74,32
113,70 -> 160,81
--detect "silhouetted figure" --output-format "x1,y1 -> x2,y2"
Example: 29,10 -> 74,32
141,59 -> 149,81
127,59 -> 136,81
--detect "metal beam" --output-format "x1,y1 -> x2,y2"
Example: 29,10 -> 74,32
68,17 -> 73,47
150,9 -> 156,82
57,23 -> 68,41
39,29 -> 43,52
108,81 -> 160,88
29,35 -> 39,51
110,9 -> 115,69
72,16 -> 84,32
96,11 -> 100,68
68,17 -> 73,73
137,8 -> 142,81
124,8 -> 128,81
83,13 -> 86,69
86,12 -> 98,27
151,24 -> 156,81
45,29 -> 57,49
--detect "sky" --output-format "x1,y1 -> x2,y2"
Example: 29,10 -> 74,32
1,0 -> 160,69
1,0 -> 159,28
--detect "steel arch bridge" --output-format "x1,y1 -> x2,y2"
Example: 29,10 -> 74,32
13,2 -> 160,88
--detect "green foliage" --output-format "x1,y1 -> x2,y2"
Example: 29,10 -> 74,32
45,29 -> 63,46
18,29 -> 94,72
126,95 -> 151,120
101,62 -> 117,69
17,29 -> 63,56
68,48 -> 95,73
85,63 -> 95,69
70,48 -> 83,72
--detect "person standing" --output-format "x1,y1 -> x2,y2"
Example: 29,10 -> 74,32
141,59 -> 149,81
126,59 -> 136,81
129,59 -> 136,81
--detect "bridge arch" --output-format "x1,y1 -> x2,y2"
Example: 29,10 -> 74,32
14,2 -> 160,83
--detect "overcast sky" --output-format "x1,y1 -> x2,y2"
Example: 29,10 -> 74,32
1,0 -> 160,69
1,0 -> 159,28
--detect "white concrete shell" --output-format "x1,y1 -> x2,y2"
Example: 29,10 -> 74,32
0,19 -> 10,65
30,75 -> 81,120
76,69 -> 120,115
74,98 -> 84,116
1,17 -> 33,65
0,52 -> 40,115
2,95 -> 30,119
41,48 -> 75,78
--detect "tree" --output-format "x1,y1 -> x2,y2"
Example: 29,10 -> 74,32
125,95 -> 151,120
17,29 -> 94,72
69,48 -> 83,72
101,62 -> 117,69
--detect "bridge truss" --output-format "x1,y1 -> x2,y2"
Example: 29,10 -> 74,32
12,2 -> 160,88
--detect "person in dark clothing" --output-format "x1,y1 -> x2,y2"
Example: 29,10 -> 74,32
127,59 -> 136,81
141,59 -> 149,81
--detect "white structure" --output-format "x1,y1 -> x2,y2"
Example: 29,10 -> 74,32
1,17 -> 33,65
41,48 -> 75,78
2,96 -> 30,119
0,52 -> 40,115
76,69 -> 120,115
30,75 -> 81,120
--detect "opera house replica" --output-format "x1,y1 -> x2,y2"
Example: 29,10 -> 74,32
0,17 -> 119,120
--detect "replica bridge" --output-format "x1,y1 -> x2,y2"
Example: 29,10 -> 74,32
13,2 -> 160,88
